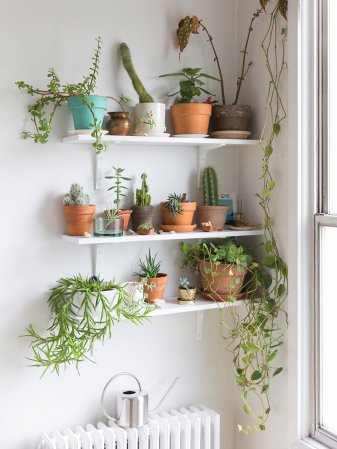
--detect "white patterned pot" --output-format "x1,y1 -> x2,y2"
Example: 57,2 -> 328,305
123,281 -> 144,305
134,103 -> 166,135
71,289 -> 118,317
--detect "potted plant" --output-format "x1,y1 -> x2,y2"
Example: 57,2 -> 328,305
159,67 -> 219,135
197,166 -> 228,231
63,183 -> 96,236
132,173 -> 154,231
175,11 -> 264,136
137,223 -> 155,235
180,239 -> 258,302
16,36 -> 109,153
24,274 -> 152,374
178,277 -> 196,304
105,94 -> 133,136
160,193 -> 197,232
134,249 -> 168,303
94,207 -> 124,237
120,43 -> 166,136
105,166 -> 132,231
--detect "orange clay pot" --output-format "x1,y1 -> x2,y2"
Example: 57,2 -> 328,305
199,260 -> 247,296
117,210 -> 132,231
161,201 -> 197,226
63,205 -> 96,236
170,103 -> 212,135
143,273 -> 168,303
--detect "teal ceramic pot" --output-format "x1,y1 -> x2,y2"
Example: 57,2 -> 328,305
68,95 -> 107,130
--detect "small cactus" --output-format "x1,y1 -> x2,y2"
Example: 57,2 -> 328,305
136,173 -> 151,207
203,166 -> 218,206
63,183 -> 90,206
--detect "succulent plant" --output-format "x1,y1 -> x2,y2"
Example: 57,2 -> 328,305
136,173 -> 151,206
63,183 -> 90,206
179,277 -> 190,289
203,166 -> 218,206
137,223 -> 154,231
105,167 -> 131,211
120,43 -> 154,103
164,193 -> 186,217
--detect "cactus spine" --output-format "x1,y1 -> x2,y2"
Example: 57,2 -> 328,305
203,166 -> 218,206
120,43 -> 154,103
136,173 -> 151,206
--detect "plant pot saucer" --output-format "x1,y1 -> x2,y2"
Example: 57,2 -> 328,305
159,224 -> 197,233
210,130 -> 251,139
177,298 -> 196,305
173,134 -> 209,138
67,129 -> 109,135
133,132 -> 170,137
200,290 -> 245,302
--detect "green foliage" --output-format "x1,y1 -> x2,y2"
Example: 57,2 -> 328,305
16,37 -> 107,153
164,193 -> 186,217
134,249 -> 161,279
63,183 -> 90,206
24,274 -> 153,375
159,68 -> 220,103
105,166 -> 131,211
137,223 -> 154,231
203,166 -> 218,206
120,43 -> 154,103
136,173 -> 151,206
219,1 -> 289,434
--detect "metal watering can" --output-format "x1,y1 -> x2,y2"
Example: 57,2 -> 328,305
101,372 -> 179,428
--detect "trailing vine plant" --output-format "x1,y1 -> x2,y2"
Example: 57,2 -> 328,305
218,0 -> 289,434
16,37 -> 114,154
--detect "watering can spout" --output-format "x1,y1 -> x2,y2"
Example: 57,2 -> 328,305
149,376 -> 180,414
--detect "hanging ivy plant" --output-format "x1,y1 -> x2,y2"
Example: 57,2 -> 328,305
220,0 -> 289,434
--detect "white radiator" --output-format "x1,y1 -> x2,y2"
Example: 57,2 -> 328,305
38,404 -> 220,449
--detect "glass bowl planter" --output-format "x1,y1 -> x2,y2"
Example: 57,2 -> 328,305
94,217 -> 124,237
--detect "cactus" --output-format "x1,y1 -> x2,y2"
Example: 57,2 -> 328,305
203,166 -> 218,206
120,43 -> 154,103
136,173 -> 151,207
63,183 -> 90,206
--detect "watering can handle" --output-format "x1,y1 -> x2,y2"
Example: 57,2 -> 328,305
149,376 -> 180,414
101,372 -> 142,421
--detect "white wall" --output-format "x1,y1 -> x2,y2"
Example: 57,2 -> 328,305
0,1 -> 295,448
0,1 -> 242,448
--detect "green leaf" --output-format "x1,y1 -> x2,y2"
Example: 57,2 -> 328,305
243,404 -> 251,415
263,254 -> 277,268
265,144 -> 273,156
273,122 -> 281,135
237,367 -> 244,375
267,350 -> 277,362
277,284 -> 286,297
238,424 -> 243,432
264,240 -> 273,253
199,72 -> 221,82
273,367 -> 283,376
263,274 -> 272,288
159,72 -> 185,78
251,370 -> 262,381
259,424 -> 266,431
261,384 -> 269,393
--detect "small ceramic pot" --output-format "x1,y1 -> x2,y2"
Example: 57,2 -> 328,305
197,205 -> 228,231
71,289 -> 118,317
68,95 -> 107,130
134,103 -> 166,135
63,205 -> 96,236
171,103 -> 211,135
137,227 -> 155,235
178,287 -> 196,302
211,105 -> 251,131
199,261 -> 247,296
143,273 -> 168,303
106,112 -> 132,136
132,205 -> 154,231
161,202 -> 197,226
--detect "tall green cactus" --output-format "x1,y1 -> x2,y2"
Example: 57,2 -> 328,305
120,43 -> 154,103
136,173 -> 151,206
203,166 -> 218,206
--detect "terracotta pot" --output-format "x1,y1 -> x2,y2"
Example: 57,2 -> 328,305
170,103 -> 212,135
211,105 -> 251,131
106,112 -> 132,136
117,210 -> 132,232
199,261 -> 247,296
63,205 -> 96,236
161,201 -> 197,226
197,205 -> 228,231
143,273 -> 168,303
132,205 -> 154,231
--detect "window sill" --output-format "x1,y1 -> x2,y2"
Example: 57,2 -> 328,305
291,437 -> 334,449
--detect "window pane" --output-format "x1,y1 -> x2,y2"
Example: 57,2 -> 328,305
327,1 -> 337,212
320,225 -> 337,434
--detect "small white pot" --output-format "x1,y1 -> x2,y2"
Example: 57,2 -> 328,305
134,103 -> 166,135
71,289 -> 118,317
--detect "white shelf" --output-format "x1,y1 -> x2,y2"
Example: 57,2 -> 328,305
62,229 -> 263,245
149,295 -> 243,317
62,134 -> 260,149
